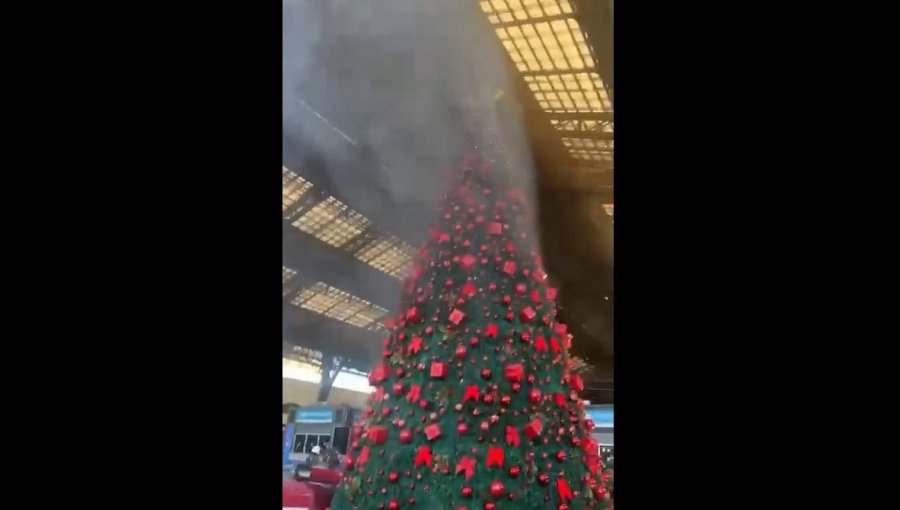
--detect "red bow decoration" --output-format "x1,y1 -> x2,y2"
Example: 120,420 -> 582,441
369,363 -> 388,384
555,393 -> 569,409
406,384 -> 421,403
414,445 -> 432,467
557,478 -> 573,502
486,446 -> 504,468
535,335 -> 548,352
407,336 -> 423,355
505,426 -> 520,447
550,337 -> 561,354
463,385 -> 480,402
358,446 -> 370,467
455,456 -> 476,480
586,455 -> 600,475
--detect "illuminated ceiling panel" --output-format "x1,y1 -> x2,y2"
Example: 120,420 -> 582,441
292,196 -> 372,249
550,118 -> 613,133
282,167 -> 313,212
288,280 -> 389,329
282,266 -> 297,284
522,73 -> 611,113
353,235 -> 417,280
282,166 -> 418,279
480,0 -> 614,170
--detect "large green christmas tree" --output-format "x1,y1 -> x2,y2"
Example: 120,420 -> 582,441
331,149 -> 611,510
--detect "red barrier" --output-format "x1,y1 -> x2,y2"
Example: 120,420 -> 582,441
283,480 -> 336,510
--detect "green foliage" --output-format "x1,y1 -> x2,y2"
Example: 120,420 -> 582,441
331,153 -> 610,510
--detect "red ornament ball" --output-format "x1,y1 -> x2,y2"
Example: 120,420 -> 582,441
512,382 -> 521,393
483,393 -> 494,405
388,500 -> 399,510
558,505 -> 568,510
388,472 -> 399,483
481,368 -> 492,379
500,395 -> 511,406
538,473 -> 550,485
461,486 -> 473,498
556,450 -> 567,462
399,429 -> 412,443
484,504 -> 496,510
528,388 -> 542,403
489,480 -> 505,498
455,345 -> 468,359
508,465 -> 521,478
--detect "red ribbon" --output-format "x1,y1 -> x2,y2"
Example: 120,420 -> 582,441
406,384 -> 421,403
407,336 -> 423,355
358,446 -> 370,467
455,456 -> 476,480
557,478 -> 573,502
414,445 -> 432,467
550,337 -> 561,353
463,385 -> 480,402
505,426 -> 520,447
486,446 -> 504,468
535,335 -> 548,352
555,393 -> 569,409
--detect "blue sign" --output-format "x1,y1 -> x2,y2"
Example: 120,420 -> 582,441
586,406 -> 614,428
295,408 -> 334,423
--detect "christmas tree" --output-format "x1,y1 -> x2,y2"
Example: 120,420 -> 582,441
331,149 -> 611,510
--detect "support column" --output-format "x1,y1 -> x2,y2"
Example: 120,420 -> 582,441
317,355 -> 344,403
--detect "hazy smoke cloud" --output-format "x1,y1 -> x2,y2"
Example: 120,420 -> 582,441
283,0 -> 539,244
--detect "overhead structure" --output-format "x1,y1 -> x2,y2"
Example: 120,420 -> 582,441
283,166 -> 417,281
479,0 -> 614,173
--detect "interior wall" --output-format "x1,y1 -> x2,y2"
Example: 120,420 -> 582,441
282,377 -> 369,409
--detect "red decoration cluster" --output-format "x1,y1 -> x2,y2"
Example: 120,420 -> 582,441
333,151 -> 611,510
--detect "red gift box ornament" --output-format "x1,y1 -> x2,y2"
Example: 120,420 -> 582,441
524,418 -> 543,440
488,222 -> 503,235
369,363 -> 388,384
430,362 -> 448,379
520,306 -> 536,323
504,363 -> 524,383
449,309 -> 465,326
460,254 -> 477,271
502,260 -> 517,276
484,323 -> 499,338
425,423 -> 442,441
368,425 -> 388,445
